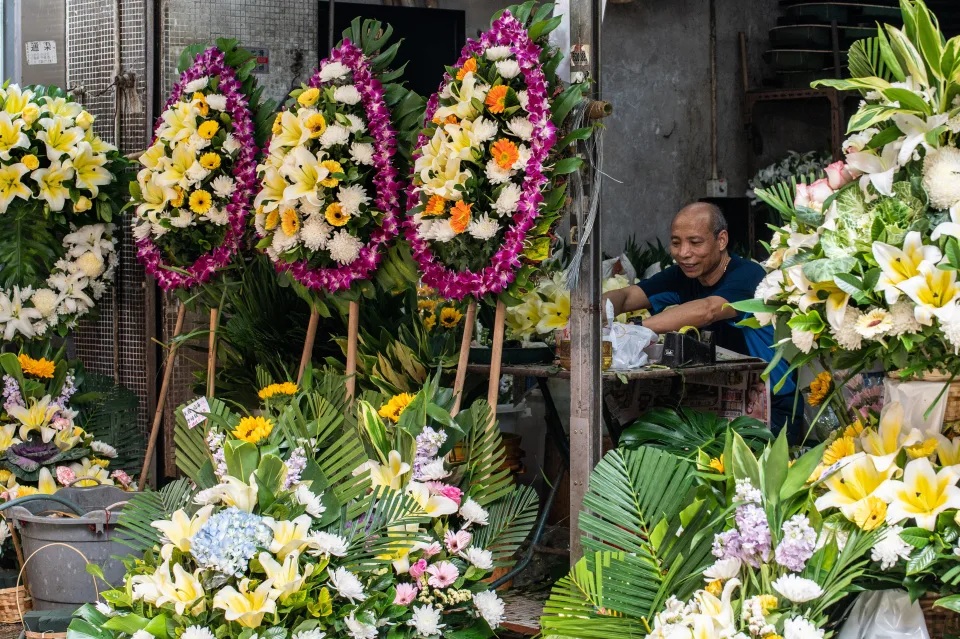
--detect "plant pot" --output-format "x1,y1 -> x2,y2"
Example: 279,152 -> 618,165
5,486 -> 134,610
921,593 -> 960,639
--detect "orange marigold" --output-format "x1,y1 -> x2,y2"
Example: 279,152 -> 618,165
450,201 -> 471,234
424,195 -> 446,217
456,57 -> 477,81
485,85 -> 509,114
491,138 -> 519,170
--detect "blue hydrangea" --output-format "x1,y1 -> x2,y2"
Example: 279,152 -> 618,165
189,507 -> 272,576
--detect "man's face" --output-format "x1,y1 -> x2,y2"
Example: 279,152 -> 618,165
669,211 -> 727,279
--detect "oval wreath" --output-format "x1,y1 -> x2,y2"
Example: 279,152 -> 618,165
0,84 -> 124,342
253,40 -> 401,294
132,44 -> 259,291
405,10 -> 557,300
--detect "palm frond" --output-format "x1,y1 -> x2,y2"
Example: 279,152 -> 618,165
457,400 -> 513,507
174,398 -> 234,488
619,407 -> 770,459
116,478 -> 195,553
848,35 -> 899,82
471,485 -> 539,566
73,374 -> 142,474
341,488 -> 431,571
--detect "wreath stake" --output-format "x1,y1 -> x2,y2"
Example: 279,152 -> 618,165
345,300 -> 360,400
485,299 -> 508,429
297,310 -> 322,385
207,308 -> 219,399
451,299 -> 479,417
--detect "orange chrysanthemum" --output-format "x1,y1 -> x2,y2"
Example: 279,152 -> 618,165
456,57 -> 477,81
424,195 -> 446,217
450,201 -> 471,234
491,138 -> 519,170
485,85 -> 509,114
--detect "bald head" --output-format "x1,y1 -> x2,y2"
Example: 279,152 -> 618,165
674,202 -> 728,238
670,202 -> 729,281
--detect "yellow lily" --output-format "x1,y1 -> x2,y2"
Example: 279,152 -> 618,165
434,72 -> 487,121
8,396 -> 58,441
156,563 -> 206,616
83,127 -> 115,154
0,162 -> 32,212
785,265 -> 849,330
41,97 -> 83,121
279,145 -> 329,208
35,117 -> 83,161
368,450 -> 411,490
253,165 -> 288,213
156,102 -> 198,144
422,155 -> 470,201
139,142 -> 166,170
150,505 -> 214,553
54,425 -> 84,451
859,401 -> 924,471
258,551 -> 314,601
693,578 -> 739,633
873,232 -> 942,304
2,85 -> 34,116
265,513 -> 312,558
273,111 -> 309,149
136,170 -> 175,222
212,578 -> 279,629
0,113 -> 29,160
31,161 -> 74,212
506,299 -> 542,341
156,142 -> 197,190
0,425 -> 20,453
442,121 -> 476,161
130,561 -> 173,605
37,468 -> 56,495
898,261 -> 960,326
876,457 -> 960,530
937,435 -> 960,466
66,141 -> 112,197
536,291 -> 570,334
406,481 -> 459,518
814,454 -> 897,521
69,458 -> 112,486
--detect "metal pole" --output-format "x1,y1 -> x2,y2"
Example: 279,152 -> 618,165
328,0 -> 336,54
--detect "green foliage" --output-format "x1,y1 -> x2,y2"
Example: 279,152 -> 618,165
72,373 -> 143,475
619,407 -> 772,458
115,478 -> 195,553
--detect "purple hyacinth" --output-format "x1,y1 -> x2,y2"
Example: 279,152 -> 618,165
284,446 -> 307,490
712,529 -> 743,561
413,426 -> 447,480
734,503 -> 773,568
53,371 -> 76,409
2,375 -> 24,412
774,515 -> 817,572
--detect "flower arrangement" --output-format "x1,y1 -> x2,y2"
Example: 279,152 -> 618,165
0,84 -> 125,341
747,150 -> 832,207
132,40 -> 267,290
253,34 -> 403,295
735,0 -> 960,380
405,2 -> 590,301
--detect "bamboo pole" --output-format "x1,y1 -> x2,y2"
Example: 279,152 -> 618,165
139,302 -> 187,491
450,300 -> 478,417
206,308 -> 218,399
345,301 -> 360,400
297,309 -> 321,385
486,299 -> 507,429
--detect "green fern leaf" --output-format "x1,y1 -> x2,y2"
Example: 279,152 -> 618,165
116,478 -> 195,553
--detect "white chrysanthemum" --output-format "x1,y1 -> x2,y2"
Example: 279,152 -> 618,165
493,183 -> 522,216
485,159 -> 514,185
408,604 -> 445,637
320,125 -> 350,148
464,546 -> 493,570
131,630 -> 153,639
418,458 -> 450,481
306,530 -> 349,557
30,288 -> 60,317
222,133 -> 240,154
205,207 -> 229,225
755,270 -> 783,302
329,567 -> 366,603
350,142 -> 375,166
302,217 -> 332,251
871,525 -> 912,570
467,214 -> 499,241
184,77 -> 208,92
327,229 -> 362,265
337,184 -> 371,216
831,308 -> 863,351
212,175 -> 236,198
271,227 -> 298,254
471,117 -> 499,144
181,627 -> 215,639
855,307 -> 893,339
91,441 -> 118,458
791,327 -> 815,354
783,616 -> 824,639
922,146 -> 960,210
431,221 -> 457,243
460,498 -> 489,526
185,163 -> 210,185
345,613 -> 377,639
292,631 -> 325,639
939,303 -> 960,354
473,591 -> 505,629
187,133 -> 210,151
506,117 -> 534,141
320,61 -> 350,82
702,557 -> 742,582
495,59 -> 521,79
485,45 -> 512,61
333,85 -> 361,105
771,574 -> 824,603
294,483 -> 327,518
345,114 -> 366,134
205,94 -> 226,111
131,221 -> 151,240
169,211 -> 195,228
888,300 -> 922,336
517,90 -> 529,110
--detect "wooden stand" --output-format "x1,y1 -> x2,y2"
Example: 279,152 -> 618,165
138,302 -> 187,490
206,308 -> 218,399
297,309 -> 321,385
345,301 -> 359,400
450,300 -> 478,417
486,299 -> 507,429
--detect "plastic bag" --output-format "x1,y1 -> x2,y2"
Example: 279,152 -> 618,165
604,300 -> 657,369
601,254 -> 637,283
837,590 -> 929,639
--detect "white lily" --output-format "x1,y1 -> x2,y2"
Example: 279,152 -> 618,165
873,232 -> 942,303
278,145 -> 329,208
846,139 -> 902,197
212,578 -> 279,628
891,113 -> 949,166
150,505 -> 214,553
897,260 -> 960,325
253,165 -> 287,212
264,513 -> 312,558
931,204 -> 960,242
876,457 -> 960,530
258,551 -> 314,601
368,450 -> 411,490
859,401 -> 925,471
155,142 -> 197,190
155,563 -> 206,616
936,434 -> 960,466
406,481 -> 459,518
37,468 -> 56,495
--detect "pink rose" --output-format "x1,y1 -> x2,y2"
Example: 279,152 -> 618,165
393,582 -> 418,606
444,529 -> 472,553
438,485 -> 462,506
409,558 -> 428,579
426,560 -> 459,588
809,178 -> 834,206
825,161 -> 855,190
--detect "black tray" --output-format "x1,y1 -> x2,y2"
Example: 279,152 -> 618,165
469,346 -> 555,365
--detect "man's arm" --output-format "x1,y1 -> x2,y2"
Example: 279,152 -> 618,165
602,285 -> 651,317
641,295 -> 737,334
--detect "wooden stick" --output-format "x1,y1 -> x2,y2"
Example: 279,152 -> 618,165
297,309 -> 321,385
345,301 -> 360,400
139,302 -> 187,491
206,307 -> 218,399
450,300 -> 478,417
486,299 -> 507,429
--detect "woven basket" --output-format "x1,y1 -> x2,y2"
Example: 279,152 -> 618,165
0,584 -> 30,624
921,593 -> 960,639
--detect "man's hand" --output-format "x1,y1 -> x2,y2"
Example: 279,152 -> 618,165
602,286 -> 650,319
641,296 -> 736,334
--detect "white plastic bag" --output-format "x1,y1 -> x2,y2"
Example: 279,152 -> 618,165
604,300 -> 657,369
837,590 -> 929,639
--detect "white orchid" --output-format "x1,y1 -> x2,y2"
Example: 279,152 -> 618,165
846,139 -> 903,197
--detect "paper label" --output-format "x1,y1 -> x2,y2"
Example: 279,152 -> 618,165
25,41 -> 57,65
182,396 -> 211,429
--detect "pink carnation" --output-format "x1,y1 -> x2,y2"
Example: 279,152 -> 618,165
111,470 -> 133,488
55,466 -> 76,486
409,558 -> 428,580
444,529 -> 472,553
426,560 -> 459,588
393,582 -> 418,606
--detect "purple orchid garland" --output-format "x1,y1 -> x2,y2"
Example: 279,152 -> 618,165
277,40 -> 402,294
135,46 -> 259,291
404,11 -> 557,300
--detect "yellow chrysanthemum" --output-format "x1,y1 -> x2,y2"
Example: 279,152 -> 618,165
171,187 -> 185,208
843,420 -> 865,438
851,496 -> 887,531
823,436 -> 856,466
304,113 -> 327,137
378,393 -> 415,424
192,92 -> 209,117
18,354 -> 55,379
320,160 -> 343,188
21,154 -> 39,171
417,285 -> 436,297
199,152 -> 221,170
15,486 -> 38,497
258,382 -> 298,401
198,120 -> 220,140
264,209 -> 280,231
325,202 -> 349,227
298,88 -> 320,108
905,438 -> 939,459
758,595 -> 778,615
189,189 -> 212,214
439,307 -> 463,329
424,314 -> 436,331
281,208 -> 300,236
807,371 -> 832,406
705,580 -> 722,597
423,195 -> 446,217
708,455 -> 724,474
90,457 -> 110,468
233,416 -> 274,444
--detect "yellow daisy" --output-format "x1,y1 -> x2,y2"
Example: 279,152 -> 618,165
198,120 -> 220,140
320,160 -> 342,188
325,202 -> 349,227
233,416 -> 274,444
199,152 -> 221,170
298,88 -> 320,108
281,208 -> 300,236
189,189 -> 212,214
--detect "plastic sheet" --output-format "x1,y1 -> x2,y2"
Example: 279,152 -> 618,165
604,299 -> 657,369
838,590 -> 930,639
884,378 -> 948,438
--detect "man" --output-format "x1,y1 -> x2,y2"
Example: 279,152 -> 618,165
604,202 -> 798,441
